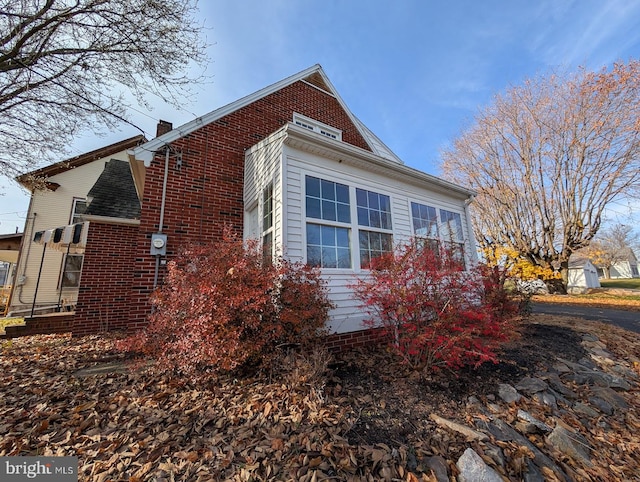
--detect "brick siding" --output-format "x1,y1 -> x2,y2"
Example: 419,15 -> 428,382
128,79 -> 371,327
73,222 -> 138,335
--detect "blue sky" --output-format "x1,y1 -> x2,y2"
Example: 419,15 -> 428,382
1,0 -> 639,234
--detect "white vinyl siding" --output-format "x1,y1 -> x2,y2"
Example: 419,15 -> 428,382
281,145 -> 473,334
243,131 -> 285,255
10,151 -> 131,313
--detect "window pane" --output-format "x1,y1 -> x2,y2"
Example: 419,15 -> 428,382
321,179 -> 335,200
368,191 -> 380,210
379,196 -> 390,212
381,212 -> 392,230
357,207 -> 368,226
61,255 -> 83,288
306,176 -> 320,197
322,247 -> 337,268
337,203 -> 351,223
369,210 -> 381,228
337,248 -> 351,268
321,225 -> 335,245
356,189 -> 391,230
411,202 -> 439,239
307,246 -> 321,266
371,232 -> 382,251
322,200 -> 336,221
307,224 -> 321,245
306,197 -> 321,219
336,184 -> 349,204
307,176 -> 351,223
336,228 -> 349,247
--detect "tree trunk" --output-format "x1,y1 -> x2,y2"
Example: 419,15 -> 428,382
557,259 -> 569,294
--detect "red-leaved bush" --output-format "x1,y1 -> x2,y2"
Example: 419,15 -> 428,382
119,229 -> 333,378
351,239 -> 519,373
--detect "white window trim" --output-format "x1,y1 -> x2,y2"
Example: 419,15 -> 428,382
293,112 -> 342,141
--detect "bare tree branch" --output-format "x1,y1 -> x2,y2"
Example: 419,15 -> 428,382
441,61 -> 640,289
0,0 -> 208,180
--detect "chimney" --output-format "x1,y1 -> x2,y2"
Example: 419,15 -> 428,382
156,119 -> 173,137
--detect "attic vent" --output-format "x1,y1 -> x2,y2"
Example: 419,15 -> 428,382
293,113 -> 342,141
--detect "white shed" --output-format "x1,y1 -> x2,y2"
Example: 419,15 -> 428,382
568,256 -> 601,293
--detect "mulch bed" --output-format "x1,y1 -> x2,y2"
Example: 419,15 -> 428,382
0,314 -> 638,481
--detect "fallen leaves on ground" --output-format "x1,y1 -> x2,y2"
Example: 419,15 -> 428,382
0,314 -> 638,481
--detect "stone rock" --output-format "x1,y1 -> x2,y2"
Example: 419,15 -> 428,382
498,383 -> 522,403
481,419 -> 568,478
515,377 -> 549,394
533,391 -> 557,409
573,402 -> 600,418
551,361 -> 572,373
524,458 -> 546,482
424,455 -> 449,482
483,444 -> 505,467
591,386 -> 629,409
581,334 -> 599,342
578,357 -> 598,370
456,448 -> 503,482
546,425 -> 592,466
517,410 -> 552,432
588,397 -> 614,415
611,364 -> 639,380
430,414 -> 488,441
546,373 -> 578,399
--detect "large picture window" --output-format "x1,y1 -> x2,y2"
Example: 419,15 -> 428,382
305,176 -> 398,270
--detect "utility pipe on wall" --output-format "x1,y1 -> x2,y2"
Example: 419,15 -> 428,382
153,146 -> 171,289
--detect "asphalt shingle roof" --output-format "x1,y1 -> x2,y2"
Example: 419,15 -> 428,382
85,159 -> 140,219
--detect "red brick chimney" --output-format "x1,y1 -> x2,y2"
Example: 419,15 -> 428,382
156,120 -> 173,137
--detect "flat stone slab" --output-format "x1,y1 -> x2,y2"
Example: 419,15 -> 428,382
457,448 -> 503,482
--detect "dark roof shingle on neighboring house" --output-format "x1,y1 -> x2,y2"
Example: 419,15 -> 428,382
85,159 -> 140,219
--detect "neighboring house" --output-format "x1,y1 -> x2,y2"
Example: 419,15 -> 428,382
16,65 -> 478,347
568,255 -> 601,293
595,249 -> 640,279
7,136 -> 145,317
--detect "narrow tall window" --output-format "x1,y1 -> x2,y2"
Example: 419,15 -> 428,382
411,202 -> 440,253
440,209 -> 465,267
356,188 -> 393,268
262,184 -> 274,260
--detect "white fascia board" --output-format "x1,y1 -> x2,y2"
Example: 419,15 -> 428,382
132,64 -> 324,167
283,123 -> 476,199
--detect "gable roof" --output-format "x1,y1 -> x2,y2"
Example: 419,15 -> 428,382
131,65 -> 403,166
85,159 -> 141,219
17,135 -> 146,189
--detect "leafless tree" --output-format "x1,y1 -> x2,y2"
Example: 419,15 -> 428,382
0,0 -> 207,181
441,61 -> 640,290
581,223 -> 639,278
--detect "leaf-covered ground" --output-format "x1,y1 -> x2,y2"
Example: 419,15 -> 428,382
1,315 -> 639,481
